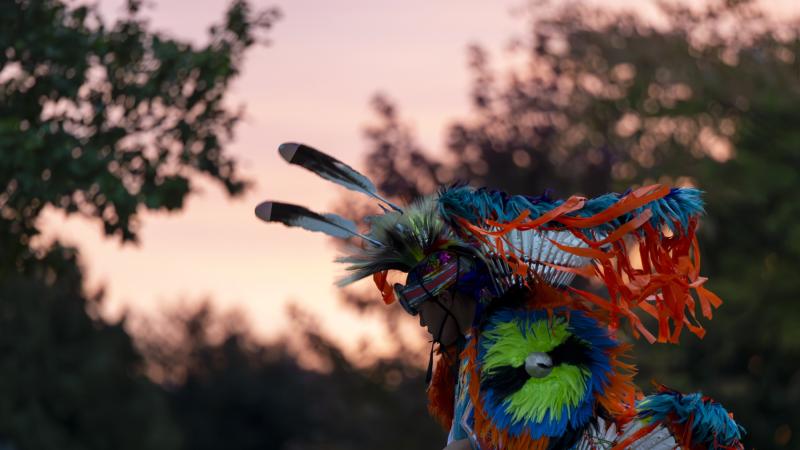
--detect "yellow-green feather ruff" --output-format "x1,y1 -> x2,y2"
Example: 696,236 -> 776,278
481,316 -> 571,372
481,316 -> 590,424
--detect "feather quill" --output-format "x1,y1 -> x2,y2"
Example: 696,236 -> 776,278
279,142 -> 403,212
255,201 -> 382,246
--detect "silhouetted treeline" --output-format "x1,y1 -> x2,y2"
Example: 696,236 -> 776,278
134,303 -> 444,450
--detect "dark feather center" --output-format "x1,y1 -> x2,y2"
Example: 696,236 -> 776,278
480,335 -> 594,399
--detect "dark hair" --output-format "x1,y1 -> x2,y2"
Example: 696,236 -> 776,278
477,284 -> 531,330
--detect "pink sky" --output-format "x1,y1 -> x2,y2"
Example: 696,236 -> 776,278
41,0 -> 798,351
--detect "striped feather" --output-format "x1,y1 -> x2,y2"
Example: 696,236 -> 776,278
279,142 -> 403,212
255,201 -> 381,245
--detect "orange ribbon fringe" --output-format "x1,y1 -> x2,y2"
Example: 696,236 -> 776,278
452,184 -> 723,344
373,270 -> 396,305
427,349 -> 458,428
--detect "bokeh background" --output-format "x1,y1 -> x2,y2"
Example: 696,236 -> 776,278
1,0 -> 799,448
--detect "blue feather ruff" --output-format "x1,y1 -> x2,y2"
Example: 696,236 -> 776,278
477,308 -> 621,440
637,389 -> 745,448
437,185 -> 705,236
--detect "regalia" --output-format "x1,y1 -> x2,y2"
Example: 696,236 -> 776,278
257,142 -> 745,449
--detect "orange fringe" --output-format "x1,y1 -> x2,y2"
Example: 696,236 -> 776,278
454,184 -> 723,344
426,351 -> 457,429
373,270 -> 396,305
669,410 -> 730,450
596,344 -> 639,419
611,421 -> 659,450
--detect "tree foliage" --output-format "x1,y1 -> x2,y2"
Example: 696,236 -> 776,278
0,246 -> 182,450
135,303 -> 445,450
357,1 -> 800,447
0,1 -> 278,448
0,0 -> 279,267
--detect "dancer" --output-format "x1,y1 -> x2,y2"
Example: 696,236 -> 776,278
257,142 -> 744,449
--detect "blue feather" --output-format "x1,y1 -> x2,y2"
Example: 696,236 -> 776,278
437,185 -> 705,238
637,390 -> 745,448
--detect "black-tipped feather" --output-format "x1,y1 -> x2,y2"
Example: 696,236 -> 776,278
255,201 -> 381,246
279,142 -> 403,212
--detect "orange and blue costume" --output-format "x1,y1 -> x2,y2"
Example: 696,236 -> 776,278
257,142 -> 744,449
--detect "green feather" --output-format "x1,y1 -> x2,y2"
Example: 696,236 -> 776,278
505,365 -> 589,423
481,317 -> 571,372
481,316 -> 590,424
336,195 -> 485,286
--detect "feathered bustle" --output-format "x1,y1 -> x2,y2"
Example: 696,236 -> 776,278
637,387 -> 745,449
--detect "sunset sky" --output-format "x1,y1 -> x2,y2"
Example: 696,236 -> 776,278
40,0 -> 797,351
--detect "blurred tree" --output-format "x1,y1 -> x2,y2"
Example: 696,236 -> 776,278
0,0 -> 278,448
355,0 -> 800,447
0,0 -> 279,270
135,303 -> 445,450
0,245 -> 181,449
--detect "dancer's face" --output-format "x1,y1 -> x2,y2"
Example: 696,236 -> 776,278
418,291 -> 477,346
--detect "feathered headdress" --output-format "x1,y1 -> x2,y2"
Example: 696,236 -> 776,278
256,143 -> 484,308
256,142 -> 737,449
437,184 -> 717,344
256,142 -> 723,342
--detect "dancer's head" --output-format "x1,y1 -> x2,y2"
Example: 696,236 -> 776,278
392,250 -> 483,346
